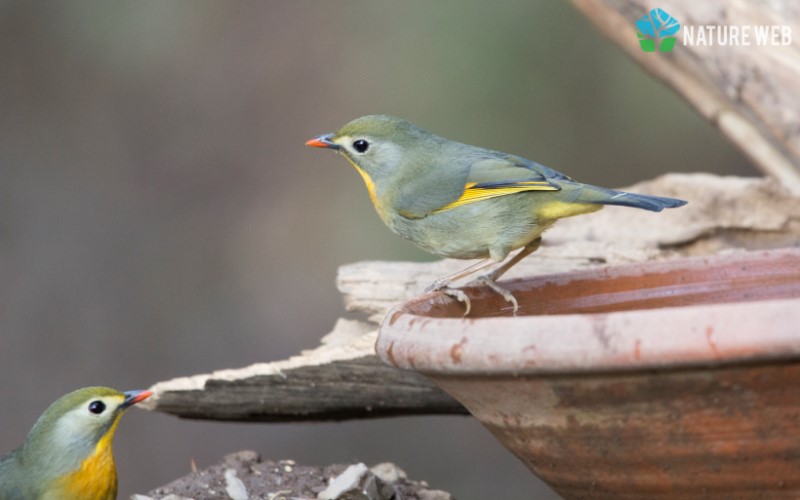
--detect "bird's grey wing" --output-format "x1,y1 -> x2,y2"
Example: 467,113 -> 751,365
501,154 -> 574,182
391,155 -> 473,219
392,154 -> 565,219
429,156 -> 561,214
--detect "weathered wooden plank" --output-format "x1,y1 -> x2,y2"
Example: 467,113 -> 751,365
143,319 -> 466,421
150,355 -> 466,422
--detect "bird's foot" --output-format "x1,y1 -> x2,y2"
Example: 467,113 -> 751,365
469,275 -> 519,315
427,281 -> 472,316
442,287 -> 472,316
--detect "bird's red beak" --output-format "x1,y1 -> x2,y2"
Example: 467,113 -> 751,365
122,390 -> 153,408
305,133 -> 339,149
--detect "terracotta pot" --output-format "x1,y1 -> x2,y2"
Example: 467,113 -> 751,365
376,248 -> 800,499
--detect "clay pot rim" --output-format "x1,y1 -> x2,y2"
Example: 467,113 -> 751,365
377,249 -> 800,376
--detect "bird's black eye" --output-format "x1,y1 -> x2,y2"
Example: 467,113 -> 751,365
352,139 -> 369,153
88,401 -> 106,415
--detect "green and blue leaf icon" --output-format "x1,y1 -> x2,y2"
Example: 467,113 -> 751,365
636,8 -> 680,52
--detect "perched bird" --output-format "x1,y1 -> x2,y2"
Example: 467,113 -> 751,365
307,115 -> 686,314
0,387 -> 152,500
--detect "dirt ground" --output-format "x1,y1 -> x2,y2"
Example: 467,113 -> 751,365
134,450 -> 453,500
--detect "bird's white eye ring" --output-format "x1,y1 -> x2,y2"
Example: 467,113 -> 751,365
88,400 -> 106,415
352,139 -> 369,153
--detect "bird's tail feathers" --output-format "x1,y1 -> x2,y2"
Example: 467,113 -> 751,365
570,183 -> 687,212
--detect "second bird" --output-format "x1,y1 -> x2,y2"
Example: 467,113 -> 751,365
307,115 -> 686,313
0,387 -> 152,500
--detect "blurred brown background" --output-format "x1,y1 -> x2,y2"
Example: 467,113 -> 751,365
0,1 -> 754,498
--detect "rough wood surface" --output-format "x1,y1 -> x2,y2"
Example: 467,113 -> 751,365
143,319 -> 466,421
570,0 -> 800,194
144,173 -> 800,421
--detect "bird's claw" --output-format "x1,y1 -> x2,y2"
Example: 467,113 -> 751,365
469,275 -> 519,315
438,286 -> 472,316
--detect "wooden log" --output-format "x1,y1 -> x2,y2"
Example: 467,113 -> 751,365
569,0 -> 800,194
143,319 -> 466,421
143,174 -> 800,421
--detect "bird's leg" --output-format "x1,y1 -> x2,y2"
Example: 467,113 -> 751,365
426,239 -> 541,316
468,238 -> 542,315
426,258 -> 496,317
484,238 -> 542,282
425,258 -> 495,292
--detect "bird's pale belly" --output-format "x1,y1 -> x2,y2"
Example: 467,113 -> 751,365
388,197 -> 554,262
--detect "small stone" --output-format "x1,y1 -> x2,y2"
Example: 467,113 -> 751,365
362,475 -> 380,498
370,463 -> 407,483
418,489 -> 453,500
224,450 -> 260,468
267,490 -> 293,500
317,463 -> 369,499
361,474 -> 398,500
224,469 -> 249,500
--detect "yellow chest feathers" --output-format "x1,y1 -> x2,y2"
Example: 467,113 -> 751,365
47,427 -> 118,500
343,156 -> 379,204
343,155 -> 396,226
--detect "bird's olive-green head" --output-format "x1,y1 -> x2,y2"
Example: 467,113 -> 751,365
306,115 -> 459,209
0,387 -> 152,499
307,114 -> 421,164
307,115 -> 445,182
22,387 -> 142,456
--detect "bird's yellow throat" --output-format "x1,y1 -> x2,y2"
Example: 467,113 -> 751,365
343,155 -> 379,208
51,417 -> 120,500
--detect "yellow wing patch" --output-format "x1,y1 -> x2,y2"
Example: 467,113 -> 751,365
435,181 -> 559,214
